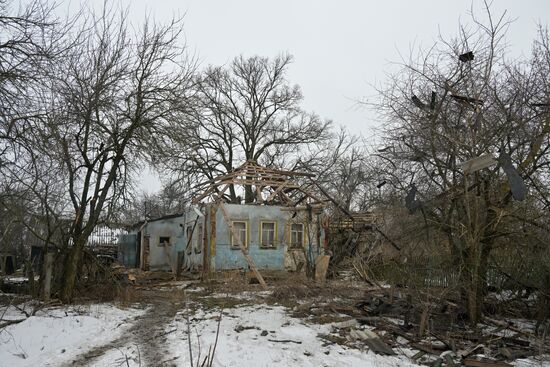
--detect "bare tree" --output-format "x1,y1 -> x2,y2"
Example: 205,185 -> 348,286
0,0 -> 65,191
297,128 -> 376,213
0,0 -> 73,287
2,4 -> 196,301
0,0 -> 62,109
163,54 -> 332,202
118,185 -> 189,224
372,5 -> 550,323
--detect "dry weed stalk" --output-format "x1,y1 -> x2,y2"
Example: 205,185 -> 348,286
184,291 -> 223,367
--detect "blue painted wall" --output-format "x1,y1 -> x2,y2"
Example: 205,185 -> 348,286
213,204 -> 286,269
143,216 -> 186,270
170,210 -> 203,271
119,203 -> 325,272
213,204 -> 321,270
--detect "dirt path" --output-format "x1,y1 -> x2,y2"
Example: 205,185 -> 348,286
67,289 -> 185,367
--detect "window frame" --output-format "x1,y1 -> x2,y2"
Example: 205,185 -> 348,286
230,220 -> 249,249
289,222 -> 305,248
260,221 -> 277,249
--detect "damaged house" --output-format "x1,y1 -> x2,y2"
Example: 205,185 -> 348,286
119,161 -> 328,276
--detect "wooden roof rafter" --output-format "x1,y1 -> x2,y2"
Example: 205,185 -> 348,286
192,160 -> 325,208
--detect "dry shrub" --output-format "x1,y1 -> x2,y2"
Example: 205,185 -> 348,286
76,281 -> 120,302
116,285 -> 140,307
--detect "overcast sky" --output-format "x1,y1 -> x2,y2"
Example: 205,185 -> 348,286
71,0 -> 550,191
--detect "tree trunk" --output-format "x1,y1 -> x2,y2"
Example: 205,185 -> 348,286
467,263 -> 481,325
42,252 -> 54,302
244,184 -> 254,203
60,237 -> 85,302
229,184 -> 238,203
462,241 -> 491,325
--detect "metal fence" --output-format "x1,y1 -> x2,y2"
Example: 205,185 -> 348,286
369,254 -> 546,291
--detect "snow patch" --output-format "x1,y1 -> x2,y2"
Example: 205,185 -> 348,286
162,304 -> 421,367
0,303 -> 144,367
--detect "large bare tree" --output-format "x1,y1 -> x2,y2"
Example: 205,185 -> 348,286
373,6 -> 550,323
1,3 -> 196,301
51,10 -> 195,301
164,54 -> 332,203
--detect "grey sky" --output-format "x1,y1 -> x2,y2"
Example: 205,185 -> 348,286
76,0 -> 549,191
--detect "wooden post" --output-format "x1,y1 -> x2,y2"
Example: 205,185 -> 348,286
314,255 -> 330,284
218,203 -> 267,289
43,252 -> 54,302
27,260 -> 35,297
210,205 -> 216,260
176,251 -> 184,279
141,233 -> 150,271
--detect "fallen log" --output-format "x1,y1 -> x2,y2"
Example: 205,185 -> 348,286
485,317 -> 534,338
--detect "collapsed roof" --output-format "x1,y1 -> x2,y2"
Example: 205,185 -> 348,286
192,160 -> 325,210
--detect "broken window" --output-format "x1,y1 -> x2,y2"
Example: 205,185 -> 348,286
261,221 -> 276,248
290,223 -> 304,248
231,221 -> 248,249
159,236 -> 171,247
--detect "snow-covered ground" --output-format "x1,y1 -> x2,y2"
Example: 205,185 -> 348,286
1,295 -> 548,366
99,303 -> 421,367
0,303 -> 144,367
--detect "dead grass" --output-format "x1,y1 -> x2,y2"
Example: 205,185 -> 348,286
71,269 -> 366,321
196,295 -> 250,309
76,281 -> 120,302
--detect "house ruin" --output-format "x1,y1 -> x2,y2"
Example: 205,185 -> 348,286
119,161 -> 329,282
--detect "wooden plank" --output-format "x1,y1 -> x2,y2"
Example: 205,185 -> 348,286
350,329 -> 395,355
265,183 -> 291,202
218,203 -> 267,290
202,209 -> 209,278
279,205 -> 325,212
229,179 -> 298,187
192,160 -> 322,206
411,342 -> 441,356
463,358 -> 513,367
